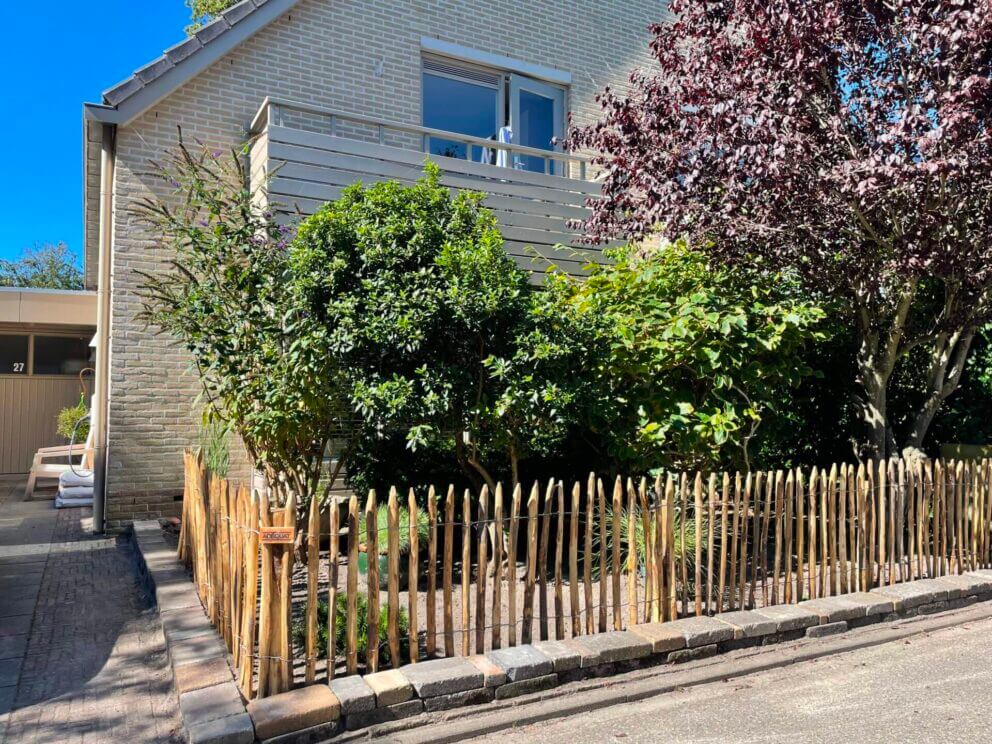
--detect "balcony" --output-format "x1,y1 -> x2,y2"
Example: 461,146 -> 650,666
248,97 -> 612,277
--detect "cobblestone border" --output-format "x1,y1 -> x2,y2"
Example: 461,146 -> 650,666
131,520 -> 992,744
132,521 -> 255,744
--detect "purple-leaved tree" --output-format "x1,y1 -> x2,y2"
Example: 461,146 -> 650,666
570,0 -> 992,459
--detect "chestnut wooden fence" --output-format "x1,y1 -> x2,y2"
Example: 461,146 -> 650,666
178,451 -> 992,700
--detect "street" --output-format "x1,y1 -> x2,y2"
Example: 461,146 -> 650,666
470,615 -> 992,744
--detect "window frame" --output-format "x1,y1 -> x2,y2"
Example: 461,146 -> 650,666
0,331 -> 93,378
420,52 -> 569,165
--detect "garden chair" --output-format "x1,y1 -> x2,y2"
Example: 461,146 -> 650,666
25,428 -> 94,500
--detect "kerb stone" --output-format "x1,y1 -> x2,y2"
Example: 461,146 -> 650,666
398,657 -> 483,698
842,592 -> 896,616
345,700 -> 424,731
486,644 -> 553,682
798,597 -> 865,623
935,574 -> 992,599
628,622 -> 687,653
179,683 -> 245,728
713,610 -> 777,639
246,685 -> 340,741
806,620 -> 847,638
187,711 -> 254,744
665,616 -> 735,648
364,669 -> 413,707
174,656 -> 233,694
467,654 -> 507,687
533,640 -> 582,672
494,673 -> 558,700
753,604 -> 819,632
329,675 -> 375,715
566,631 -> 651,667
423,686 -> 494,711
872,578 -> 949,609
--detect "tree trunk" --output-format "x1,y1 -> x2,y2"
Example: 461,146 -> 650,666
903,329 -> 975,452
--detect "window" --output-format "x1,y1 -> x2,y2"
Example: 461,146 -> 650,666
0,336 -> 28,375
423,60 -> 500,162
422,56 -> 566,174
0,333 -> 92,376
33,336 -> 91,376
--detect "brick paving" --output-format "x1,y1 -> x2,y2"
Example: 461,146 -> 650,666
0,479 -> 183,743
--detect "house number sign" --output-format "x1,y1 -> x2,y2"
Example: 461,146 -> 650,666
259,527 -> 295,545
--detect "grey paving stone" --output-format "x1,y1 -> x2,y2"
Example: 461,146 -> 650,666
628,622 -> 687,653
329,675 -> 376,715
467,654 -> 507,687
568,630 -> 652,666
157,581 -> 204,611
872,578 -> 950,609
667,644 -> 719,663
842,592 -> 896,616
533,640 -> 582,672
487,644 -> 553,682
179,682 -> 245,727
495,673 -> 558,700
345,699 -> 424,731
422,686 -> 494,711
798,596 -> 865,623
170,631 -> 228,667
935,573 -> 992,598
753,604 -> 820,632
665,616 -> 736,648
714,610 -> 777,639
398,657 -> 484,697
364,669 -> 414,706
161,607 -> 216,643
261,721 -> 341,744
187,710 -> 255,744
806,620 -> 848,638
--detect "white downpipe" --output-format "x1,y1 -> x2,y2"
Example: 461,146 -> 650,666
92,123 -> 115,534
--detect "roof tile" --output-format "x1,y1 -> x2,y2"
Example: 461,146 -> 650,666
134,56 -> 175,84
102,76 -> 144,107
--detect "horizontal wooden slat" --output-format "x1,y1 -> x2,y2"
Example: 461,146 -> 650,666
267,125 -> 602,196
268,144 -> 592,208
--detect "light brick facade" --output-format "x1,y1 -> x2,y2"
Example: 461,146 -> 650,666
99,0 -> 664,528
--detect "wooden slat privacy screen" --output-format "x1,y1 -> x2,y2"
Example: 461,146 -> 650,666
179,452 -> 992,700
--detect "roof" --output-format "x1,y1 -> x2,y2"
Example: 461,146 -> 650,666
84,0 -> 302,126
0,288 -> 97,327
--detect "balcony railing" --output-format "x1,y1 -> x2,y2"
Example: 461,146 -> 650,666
250,97 -> 592,181
249,98 -> 612,278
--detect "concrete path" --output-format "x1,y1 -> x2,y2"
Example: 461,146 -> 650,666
0,478 -> 182,743
470,614 -> 992,744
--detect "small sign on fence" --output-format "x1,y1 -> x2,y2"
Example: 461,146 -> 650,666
260,526 -> 295,545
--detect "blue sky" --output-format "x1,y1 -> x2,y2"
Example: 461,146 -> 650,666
0,2 -> 192,267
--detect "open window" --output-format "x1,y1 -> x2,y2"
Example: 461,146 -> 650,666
421,55 -> 567,175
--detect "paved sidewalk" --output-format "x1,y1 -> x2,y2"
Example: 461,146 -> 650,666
0,479 -> 183,743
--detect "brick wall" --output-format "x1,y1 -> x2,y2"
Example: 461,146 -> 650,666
104,0 -> 664,528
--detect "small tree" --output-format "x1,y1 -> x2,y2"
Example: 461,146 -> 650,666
570,1 -> 992,458
0,242 -> 82,289
573,241 -> 825,471
134,136 -> 353,508
289,164 -> 531,493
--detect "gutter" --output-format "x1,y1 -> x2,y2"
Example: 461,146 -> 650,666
92,123 -> 115,534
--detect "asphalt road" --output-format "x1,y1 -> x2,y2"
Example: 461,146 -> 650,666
469,615 -> 992,744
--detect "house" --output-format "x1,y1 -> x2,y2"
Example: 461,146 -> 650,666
82,0 -> 664,530
0,288 -> 96,475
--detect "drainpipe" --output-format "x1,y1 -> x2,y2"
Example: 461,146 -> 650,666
92,123 -> 116,534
